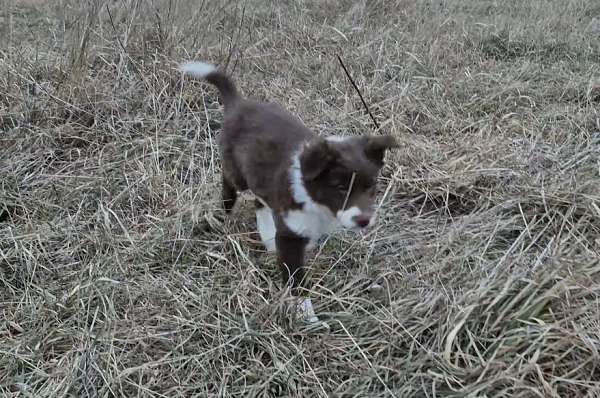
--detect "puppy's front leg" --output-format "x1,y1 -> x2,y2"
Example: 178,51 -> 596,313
274,232 -> 319,323
275,232 -> 308,293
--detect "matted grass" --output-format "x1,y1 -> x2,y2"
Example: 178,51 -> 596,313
1,0 -> 599,396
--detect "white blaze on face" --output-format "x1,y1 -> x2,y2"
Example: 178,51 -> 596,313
336,206 -> 376,230
336,206 -> 362,229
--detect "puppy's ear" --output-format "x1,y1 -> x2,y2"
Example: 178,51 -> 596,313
364,135 -> 398,165
300,138 -> 334,180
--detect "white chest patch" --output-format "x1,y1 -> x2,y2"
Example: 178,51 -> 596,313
283,207 -> 339,248
283,151 -> 340,248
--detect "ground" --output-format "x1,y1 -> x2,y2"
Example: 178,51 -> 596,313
1,0 -> 600,396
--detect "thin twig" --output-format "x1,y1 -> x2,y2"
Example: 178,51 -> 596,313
337,54 -> 380,130
105,4 -> 127,54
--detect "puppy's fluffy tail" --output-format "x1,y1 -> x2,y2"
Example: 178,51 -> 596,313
179,62 -> 239,108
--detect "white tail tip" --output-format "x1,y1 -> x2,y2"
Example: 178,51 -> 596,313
178,61 -> 216,78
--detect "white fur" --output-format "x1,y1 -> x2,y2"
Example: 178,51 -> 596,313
283,210 -> 338,249
288,150 -> 314,205
326,135 -> 348,142
299,297 -> 319,323
178,61 -> 216,78
336,206 -> 363,229
256,207 -> 276,252
283,151 -> 340,248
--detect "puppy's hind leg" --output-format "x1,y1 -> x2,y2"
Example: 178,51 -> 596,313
222,176 -> 237,213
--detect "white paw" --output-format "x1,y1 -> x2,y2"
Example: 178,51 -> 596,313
368,282 -> 384,293
298,297 -> 316,321
296,298 -> 330,330
297,297 -> 326,326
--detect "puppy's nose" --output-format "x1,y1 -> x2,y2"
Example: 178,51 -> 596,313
353,214 -> 371,228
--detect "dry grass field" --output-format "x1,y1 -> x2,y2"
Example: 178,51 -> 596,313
1,0 -> 600,396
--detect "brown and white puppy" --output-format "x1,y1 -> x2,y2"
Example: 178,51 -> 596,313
179,61 -> 397,323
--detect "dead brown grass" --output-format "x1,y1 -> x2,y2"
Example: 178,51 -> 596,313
1,0 -> 600,396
